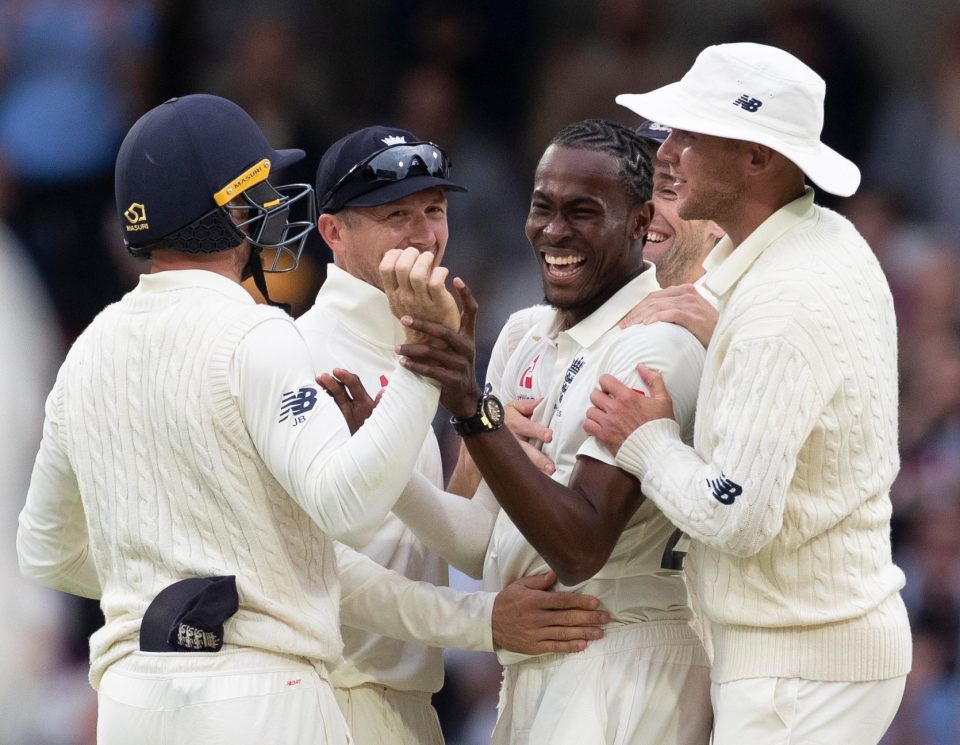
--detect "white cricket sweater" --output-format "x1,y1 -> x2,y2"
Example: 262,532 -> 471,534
615,190 -> 912,683
18,270 -> 441,688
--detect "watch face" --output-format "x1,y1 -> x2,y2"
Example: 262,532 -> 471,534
452,393 -> 505,436
483,395 -> 504,426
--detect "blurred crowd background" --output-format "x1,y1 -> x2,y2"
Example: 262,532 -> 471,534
1,1 -> 959,743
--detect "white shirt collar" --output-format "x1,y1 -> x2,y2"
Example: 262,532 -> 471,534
530,262 -> 662,348
702,187 -> 816,299
313,263 -> 405,347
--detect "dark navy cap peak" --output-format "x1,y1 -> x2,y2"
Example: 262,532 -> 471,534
635,119 -> 673,144
115,94 -> 305,247
316,125 -> 465,214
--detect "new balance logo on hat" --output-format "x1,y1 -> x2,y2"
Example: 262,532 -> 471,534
733,95 -> 763,112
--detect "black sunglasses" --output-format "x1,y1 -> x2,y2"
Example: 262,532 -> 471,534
320,142 -> 451,211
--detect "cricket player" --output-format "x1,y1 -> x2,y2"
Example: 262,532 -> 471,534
393,119 -> 714,745
16,94 -> 464,745
586,42 -> 911,744
299,125 -> 610,744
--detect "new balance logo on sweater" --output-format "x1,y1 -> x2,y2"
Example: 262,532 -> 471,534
706,472 -> 742,505
279,386 -> 318,425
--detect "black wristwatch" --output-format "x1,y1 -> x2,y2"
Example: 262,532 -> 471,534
451,391 -> 505,437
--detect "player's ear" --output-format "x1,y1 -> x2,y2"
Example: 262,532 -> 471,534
746,143 -> 777,173
707,221 -> 725,242
630,201 -> 655,241
318,213 -> 346,255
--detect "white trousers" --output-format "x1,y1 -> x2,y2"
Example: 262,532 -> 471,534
493,621 -> 712,745
97,648 -> 352,745
710,675 -> 907,745
334,683 -> 444,745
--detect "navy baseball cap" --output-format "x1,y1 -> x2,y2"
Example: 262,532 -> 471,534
139,576 -> 239,653
635,119 -> 673,144
316,125 -> 466,213
115,94 -> 306,247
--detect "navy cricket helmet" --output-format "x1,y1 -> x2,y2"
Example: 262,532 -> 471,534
115,94 -> 314,275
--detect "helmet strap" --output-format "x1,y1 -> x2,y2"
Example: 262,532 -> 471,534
244,247 -> 291,315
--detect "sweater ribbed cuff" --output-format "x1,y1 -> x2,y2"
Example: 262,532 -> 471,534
615,418 -> 683,481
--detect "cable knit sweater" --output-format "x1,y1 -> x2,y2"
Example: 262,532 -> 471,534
615,189 -> 911,683
17,270 -> 441,688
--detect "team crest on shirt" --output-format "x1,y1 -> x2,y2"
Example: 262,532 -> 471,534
278,386 -> 319,426
518,354 -> 540,390
555,356 -> 585,410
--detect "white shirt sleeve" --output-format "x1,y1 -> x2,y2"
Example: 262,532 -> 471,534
17,377 -> 101,598
234,318 -> 440,548
336,542 -> 495,651
486,305 -> 548,396
392,472 -> 497,579
578,322 -> 705,465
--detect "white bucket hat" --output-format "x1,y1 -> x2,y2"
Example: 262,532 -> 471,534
616,42 -> 861,197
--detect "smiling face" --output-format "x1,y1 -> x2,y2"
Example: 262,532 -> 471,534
525,145 -> 652,328
644,151 -> 724,287
656,129 -> 749,230
327,187 -> 448,289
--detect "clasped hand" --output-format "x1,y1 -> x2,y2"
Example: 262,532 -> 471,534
391,271 -> 482,421
380,247 -> 460,347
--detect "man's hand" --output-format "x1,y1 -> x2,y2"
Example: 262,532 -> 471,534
492,571 -> 609,654
506,398 -> 555,476
619,284 -> 718,347
584,363 -> 676,455
380,247 -> 459,346
317,368 -> 381,434
396,278 -> 482,418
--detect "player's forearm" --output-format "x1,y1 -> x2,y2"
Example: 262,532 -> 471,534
617,339 -> 825,557
464,431 -> 624,585
297,365 -> 440,547
17,489 -> 101,599
16,531 -> 101,599
445,441 -> 482,497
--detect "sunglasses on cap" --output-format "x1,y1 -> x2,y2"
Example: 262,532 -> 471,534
320,142 -> 451,211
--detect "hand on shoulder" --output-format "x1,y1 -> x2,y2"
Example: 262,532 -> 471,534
619,284 -> 718,348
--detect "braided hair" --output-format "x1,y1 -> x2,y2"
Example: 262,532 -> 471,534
549,119 -> 653,208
